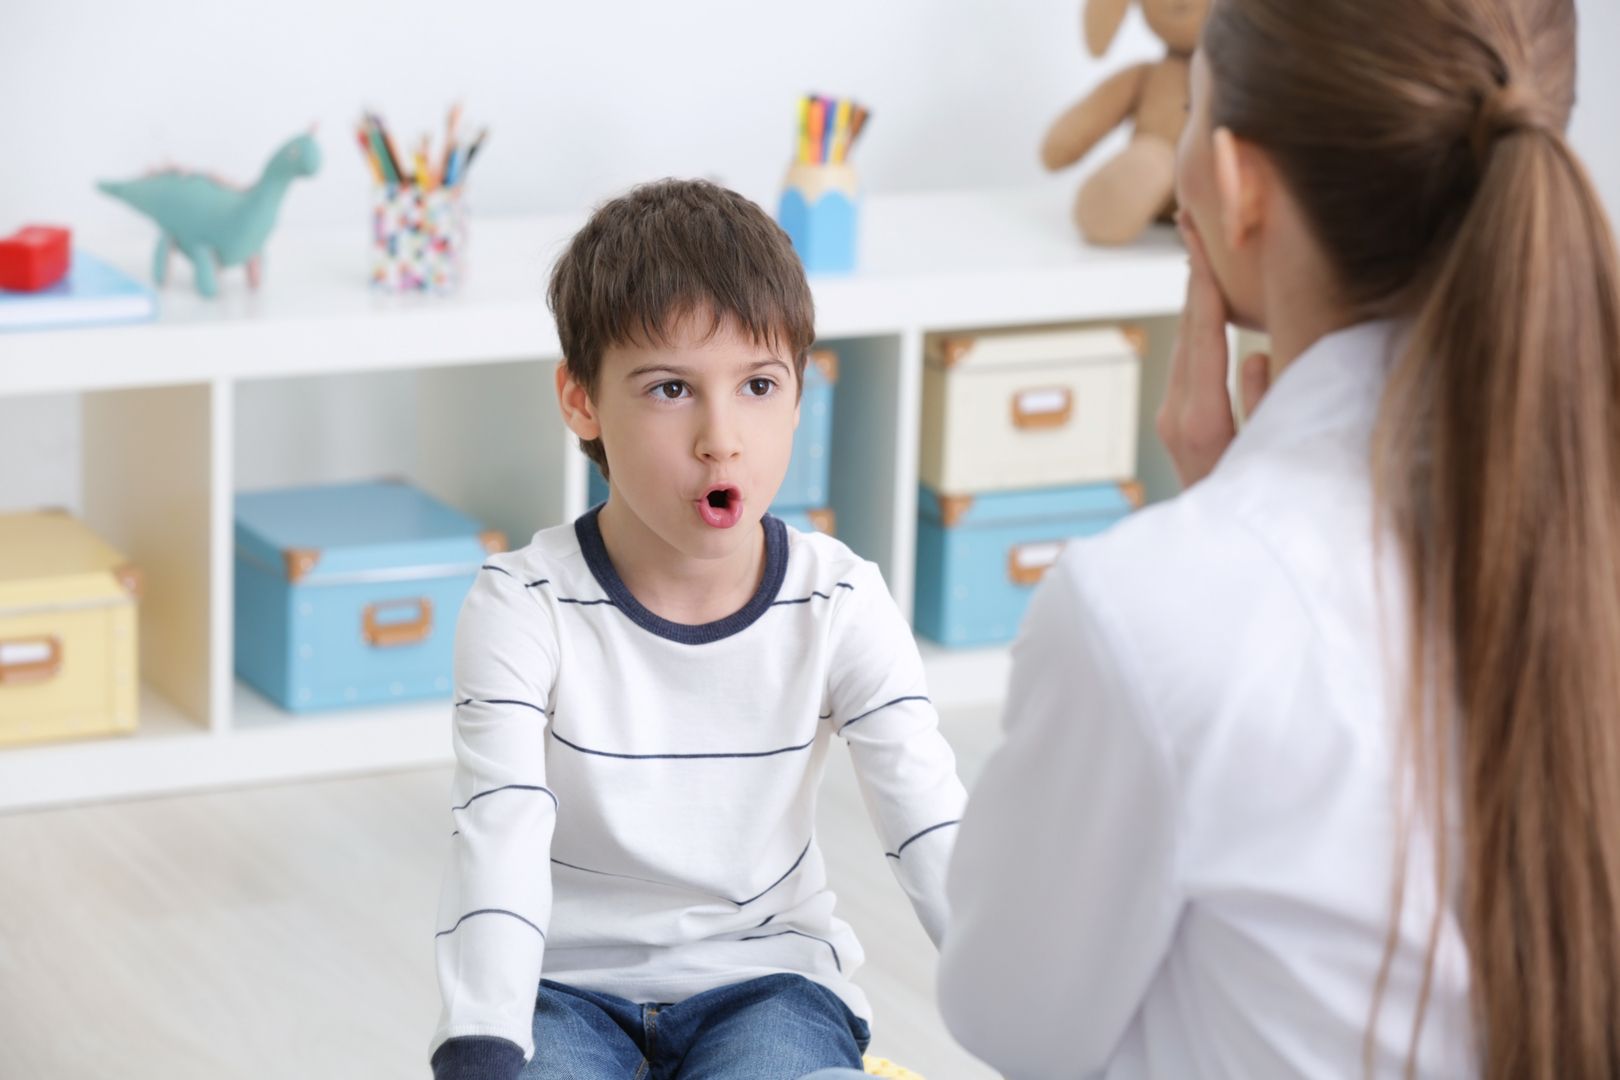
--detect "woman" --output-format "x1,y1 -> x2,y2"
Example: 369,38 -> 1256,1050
935,0 -> 1620,1078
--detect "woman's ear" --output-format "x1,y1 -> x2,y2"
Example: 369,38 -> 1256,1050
555,361 -> 602,441
1084,0 -> 1132,57
1211,127 -> 1268,253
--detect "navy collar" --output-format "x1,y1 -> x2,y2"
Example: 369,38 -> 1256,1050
574,506 -> 789,645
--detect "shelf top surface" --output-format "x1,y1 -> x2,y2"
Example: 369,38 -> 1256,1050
1,183 -> 1190,397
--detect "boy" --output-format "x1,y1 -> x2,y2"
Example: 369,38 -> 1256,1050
430,179 -> 966,1080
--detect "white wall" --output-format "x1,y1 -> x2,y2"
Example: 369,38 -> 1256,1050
1571,0 -> 1620,227
3,0 -> 1617,516
1,0 -> 1161,238
3,0 -> 1611,236
3,0 -> 1164,514
4,0 -> 1613,257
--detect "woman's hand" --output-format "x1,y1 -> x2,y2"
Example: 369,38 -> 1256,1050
1156,212 -> 1271,488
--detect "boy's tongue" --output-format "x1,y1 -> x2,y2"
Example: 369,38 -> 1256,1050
697,487 -> 743,529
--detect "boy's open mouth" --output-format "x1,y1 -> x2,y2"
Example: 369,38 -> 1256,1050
696,486 -> 743,529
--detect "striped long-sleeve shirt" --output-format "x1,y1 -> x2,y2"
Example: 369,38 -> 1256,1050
430,508 -> 966,1077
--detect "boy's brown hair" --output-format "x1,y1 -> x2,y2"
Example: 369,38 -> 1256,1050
547,178 -> 816,478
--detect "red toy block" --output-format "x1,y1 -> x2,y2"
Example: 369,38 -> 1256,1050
0,226 -> 72,291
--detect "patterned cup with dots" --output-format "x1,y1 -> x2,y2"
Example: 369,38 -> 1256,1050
369,185 -> 467,294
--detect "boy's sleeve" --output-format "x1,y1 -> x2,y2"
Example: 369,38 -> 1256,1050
935,553 -> 1182,1078
429,565 -> 560,1080
825,560 -> 967,946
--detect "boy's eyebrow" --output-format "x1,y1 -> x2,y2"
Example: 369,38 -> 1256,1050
623,357 -> 793,381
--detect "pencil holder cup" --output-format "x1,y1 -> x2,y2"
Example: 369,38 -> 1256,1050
778,163 -> 859,275
370,184 -> 467,294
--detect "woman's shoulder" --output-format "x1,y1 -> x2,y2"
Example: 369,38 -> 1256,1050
1058,482 -> 1283,614
1050,482 -> 1330,703
1073,431 -> 1380,623
1046,452 -> 1385,740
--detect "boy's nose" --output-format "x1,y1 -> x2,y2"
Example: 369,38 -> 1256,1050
694,407 -> 742,463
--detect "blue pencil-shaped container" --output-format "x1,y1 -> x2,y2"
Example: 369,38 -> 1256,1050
778,163 -> 860,275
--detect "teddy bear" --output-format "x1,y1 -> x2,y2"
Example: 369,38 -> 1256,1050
1041,0 -> 1211,246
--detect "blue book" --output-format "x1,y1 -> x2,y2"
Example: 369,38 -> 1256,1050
0,251 -> 156,332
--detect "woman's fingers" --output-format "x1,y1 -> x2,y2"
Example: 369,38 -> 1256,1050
1159,211 -> 1239,487
1179,214 -> 1232,418
1162,230 -> 1195,408
1239,351 -> 1272,421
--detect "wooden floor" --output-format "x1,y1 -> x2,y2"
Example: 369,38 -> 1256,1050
0,705 -> 1005,1080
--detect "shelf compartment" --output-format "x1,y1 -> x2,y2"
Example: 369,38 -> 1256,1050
233,360 -> 572,555
823,334 -> 920,612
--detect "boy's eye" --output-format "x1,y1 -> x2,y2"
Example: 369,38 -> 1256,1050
745,378 -> 776,397
653,381 -> 689,400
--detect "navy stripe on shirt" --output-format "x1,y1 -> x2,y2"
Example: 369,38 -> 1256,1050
769,582 -> 855,607
553,837 -> 812,908
549,728 -> 815,761
837,695 -> 930,733
435,908 -> 547,941
884,819 -> 961,860
456,698 -> 549,718
480,565 -> 549,590
451,784 -> 559,813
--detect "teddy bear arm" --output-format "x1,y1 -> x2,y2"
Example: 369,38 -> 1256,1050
1133,57 -> 1194,144
1040,62 -> 1150,170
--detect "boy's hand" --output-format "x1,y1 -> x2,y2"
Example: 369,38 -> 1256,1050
1156,211 -> 1271,488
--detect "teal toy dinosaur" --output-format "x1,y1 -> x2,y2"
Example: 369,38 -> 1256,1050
97,131 -> 321,298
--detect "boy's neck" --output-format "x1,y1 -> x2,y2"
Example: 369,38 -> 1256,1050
595,497 -> 767,626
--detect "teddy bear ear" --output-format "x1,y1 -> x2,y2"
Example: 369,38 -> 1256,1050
1084,0 -> 1132,57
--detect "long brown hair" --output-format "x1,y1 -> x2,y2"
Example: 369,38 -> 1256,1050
1203,0 -> 1620,1076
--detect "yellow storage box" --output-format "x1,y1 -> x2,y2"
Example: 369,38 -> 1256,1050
0,510 -> 141,747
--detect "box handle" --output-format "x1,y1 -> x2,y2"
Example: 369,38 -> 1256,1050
1011,387 -> 1073,430
1007,542 -> 1065,587
363,598 -> 434,647
0,635 -> 63,686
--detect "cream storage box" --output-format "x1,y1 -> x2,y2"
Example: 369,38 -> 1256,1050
920,325 -> 1142,494
0,509 -> 141,747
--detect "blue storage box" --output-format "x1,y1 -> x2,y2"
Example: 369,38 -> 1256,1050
774,507 -> 835,536
234,480 -> 505,713
775,349 -> 837,509
914,481 -> 1141,648
588,349 -> 837,513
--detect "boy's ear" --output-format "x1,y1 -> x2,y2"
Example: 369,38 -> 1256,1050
555,361 -> 602,441
1211,127 -> 1268,254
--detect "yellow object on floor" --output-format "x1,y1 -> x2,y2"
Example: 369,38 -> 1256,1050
864,1056 -> 925,1079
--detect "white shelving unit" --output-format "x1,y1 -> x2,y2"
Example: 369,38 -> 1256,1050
0,184 -> 1190,811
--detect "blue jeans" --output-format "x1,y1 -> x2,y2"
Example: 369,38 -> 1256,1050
519,972 -> 871,1079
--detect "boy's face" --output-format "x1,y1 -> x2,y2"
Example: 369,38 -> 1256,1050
561,309 -> 800,562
